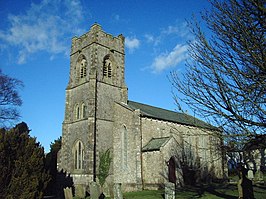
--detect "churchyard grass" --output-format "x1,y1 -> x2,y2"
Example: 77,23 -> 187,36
117,183 -> 266,199
123,190 -> 164,199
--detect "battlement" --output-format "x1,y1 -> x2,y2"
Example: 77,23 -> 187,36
71,23 -> 125,55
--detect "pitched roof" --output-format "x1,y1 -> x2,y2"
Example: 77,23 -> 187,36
142,137 -> 171,152
128,100 -> 217,130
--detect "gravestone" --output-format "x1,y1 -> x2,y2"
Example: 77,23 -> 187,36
255,169 -> 263,182
63,187 -> 73,199
75,184 -> 85,198
113,183 -> 123,199
247,170 -> 254,181
90,181 -> 101,199
165,182 -> 175,199
237,178 -> 243,198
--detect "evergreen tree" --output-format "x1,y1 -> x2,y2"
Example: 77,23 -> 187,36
98,149 -> 112,187
44,137 -> 62,196
0,122 -> 50,199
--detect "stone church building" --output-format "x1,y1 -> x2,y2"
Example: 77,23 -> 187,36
58,24 -> 225,193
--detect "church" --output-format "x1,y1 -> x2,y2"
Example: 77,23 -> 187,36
58,24 -> 225,194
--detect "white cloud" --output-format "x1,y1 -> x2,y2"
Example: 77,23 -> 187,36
0,0 -> 85,64
144,22 -> 193,73
144,34 -> 161,46
151,44 -> 189,73
144,34 -> 154,43
125,37 -> 140,52
162,25 -> 179,35
145,22 -> 192,47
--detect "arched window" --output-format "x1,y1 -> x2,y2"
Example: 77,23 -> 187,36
103,55 -> 112,78
76,55 -> 87,81
108,62 -> 112,77
81,103 -> 86,118
121,125 -> 128,169
103,63 -> 107,77
74,140 -> 84,170
75,104 -> 80,120
80,58 -> 87,79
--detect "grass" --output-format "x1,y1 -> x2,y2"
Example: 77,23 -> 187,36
73,182 -> 266,199
124,190 -> 164,199
121,183 -> 266,199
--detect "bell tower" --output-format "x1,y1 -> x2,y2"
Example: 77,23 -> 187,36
58,24 -> 128,188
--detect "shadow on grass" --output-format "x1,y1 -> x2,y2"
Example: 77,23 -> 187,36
175,184 -> 238,199
124,183 -> 265,199
203,184 -> 238,199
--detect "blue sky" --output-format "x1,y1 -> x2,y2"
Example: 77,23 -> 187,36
0,0 -> 210,152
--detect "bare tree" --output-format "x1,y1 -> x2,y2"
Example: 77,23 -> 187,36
0,69 -> 23,127
170,0 -> 266,140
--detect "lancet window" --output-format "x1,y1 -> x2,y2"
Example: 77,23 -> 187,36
80,58 -> 87,79
103,55 -> 112,78
121,125 -> 128,169
81,103 -> 86,118
75,104 -> 80,120
74,140 -> 84,170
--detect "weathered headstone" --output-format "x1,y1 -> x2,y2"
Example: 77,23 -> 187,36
255,169 -> 263,182
107,182 -> 114,198
63,187 -> 73,199
113,183 -> 123,199
101,180 -> 111,198
75,184 -> 85,198
165,182 -> 175,199
90,181 -> 101,199
237,178 -> 243,199
247,170 -> 254,181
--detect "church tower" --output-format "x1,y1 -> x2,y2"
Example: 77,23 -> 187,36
58,24 -> 128,186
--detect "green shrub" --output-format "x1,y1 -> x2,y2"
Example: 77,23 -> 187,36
98,149 -> 112,187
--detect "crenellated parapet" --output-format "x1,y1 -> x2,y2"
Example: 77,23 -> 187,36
71,23 -> 125,56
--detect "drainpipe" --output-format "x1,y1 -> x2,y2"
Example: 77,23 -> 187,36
93,68 -> 98,182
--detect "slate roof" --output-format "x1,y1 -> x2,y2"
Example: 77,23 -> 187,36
142,137 -> 171,152
128,100 -> 218,130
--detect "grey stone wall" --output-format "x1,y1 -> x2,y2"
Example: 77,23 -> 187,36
141,117 -> 224,182
113,102 -> 142,192
142,137 -> 180,190
142,151 -> 164,189
59,24 -> 128,191
111,105 -> 224,191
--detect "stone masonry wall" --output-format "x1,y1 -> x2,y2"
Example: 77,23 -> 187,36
59,24 -> 127,192
141,117 -> 224,180
142,151 -> 163,189
113,102 -> 142,192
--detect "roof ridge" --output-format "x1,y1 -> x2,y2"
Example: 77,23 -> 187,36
127,100 -> 218,131
128,100 -> 179,114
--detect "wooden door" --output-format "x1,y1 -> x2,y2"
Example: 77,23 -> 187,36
168,156 -> 176,183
